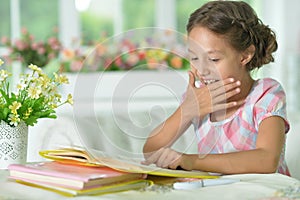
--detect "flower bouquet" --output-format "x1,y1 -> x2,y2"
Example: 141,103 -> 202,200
0,59 -> 73,168
0,60 -> 73,127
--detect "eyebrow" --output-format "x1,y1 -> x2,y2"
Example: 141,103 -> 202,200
188,48 -> 223,55
187,48 -> 195,53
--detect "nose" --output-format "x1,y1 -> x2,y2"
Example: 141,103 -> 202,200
191,59 -> 210,76
189,53 -> 212,76
197,66 -> 210,76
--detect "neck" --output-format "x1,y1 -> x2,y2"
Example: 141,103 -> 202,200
231,75 -> 254,102
211,75 -> 254,122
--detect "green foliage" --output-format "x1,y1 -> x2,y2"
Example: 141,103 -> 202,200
122,0 -> 155,30
0,61 -> 73,127
80,12 -> 113,45
20,0 -> 58,41
0,0 -> 10,40
176,0 -> 210,34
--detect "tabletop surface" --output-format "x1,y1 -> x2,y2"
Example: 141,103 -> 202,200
1,169 -> 300,200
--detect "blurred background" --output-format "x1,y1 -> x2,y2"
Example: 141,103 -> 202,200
0,0 -> 299,178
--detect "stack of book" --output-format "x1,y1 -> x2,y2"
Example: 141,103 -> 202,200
8,161 -> 150,196
8,146 -> 219,196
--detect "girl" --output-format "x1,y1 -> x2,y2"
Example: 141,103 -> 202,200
143,1 -> 290,175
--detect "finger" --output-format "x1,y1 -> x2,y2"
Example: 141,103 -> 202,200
213,87 -> 241,104
156,149 -> 171,168
212,99 -> 245,112
168,156 -> 181,170
209,79 -> 241,98
163,151 -> 181,169
207,78 -> 235,91
142,148 -> 164,165
196,70 -> 205,85
188,71 -> 196,87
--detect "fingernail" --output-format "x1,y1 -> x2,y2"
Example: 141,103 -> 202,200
230,78 -> 235,82
236,81 -> 241,85
236,88 -> 240,93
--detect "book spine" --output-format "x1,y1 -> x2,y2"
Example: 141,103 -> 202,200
8,163 -> 89,181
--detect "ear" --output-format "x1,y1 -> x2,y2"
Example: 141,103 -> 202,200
241,45 -> 255,66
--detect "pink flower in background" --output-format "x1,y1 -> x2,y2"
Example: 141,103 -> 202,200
29,34 -> 34,41
1,36 -> 9,45
0,27 -> 189,72
48,53 -> 56,60
37,47 -> 46,55
15,40 -> 27,51
1,27 -> 62,67
21,27 -> 27,34
70,60 -> 83,72
31,42 -> 39,50
114,57 -> 123,67
126,53 -> 139,66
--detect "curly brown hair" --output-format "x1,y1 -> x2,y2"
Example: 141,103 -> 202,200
186,1 -> 277,71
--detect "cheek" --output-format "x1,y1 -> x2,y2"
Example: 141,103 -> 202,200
215,62 -> 237,80
190,60 -> 204,73
189,63 -> 198,75
217,69 -> 228,80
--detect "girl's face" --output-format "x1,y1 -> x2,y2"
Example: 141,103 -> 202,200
188,26 -> 249,85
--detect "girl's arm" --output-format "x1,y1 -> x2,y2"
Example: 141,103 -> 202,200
143,71 -> 243,158
169,116 -> 286,174
142,105 -> 193,158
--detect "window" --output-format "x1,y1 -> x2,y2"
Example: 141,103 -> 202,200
0,0 -> 263,54
176,0 -> 261,34
0,0 -> 11,44
79,0 -> 114,44
176,0 -> 209,34
122,0 -> 155,30
20,0 -> 58,40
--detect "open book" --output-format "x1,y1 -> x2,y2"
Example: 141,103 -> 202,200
39,146 -> 219,179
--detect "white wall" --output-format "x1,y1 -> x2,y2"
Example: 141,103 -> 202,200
261,0 -> 300,180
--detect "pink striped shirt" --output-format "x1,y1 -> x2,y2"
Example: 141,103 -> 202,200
193,78 -> 290,175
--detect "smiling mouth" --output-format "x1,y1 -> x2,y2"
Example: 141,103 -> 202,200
204,79 -> 219,85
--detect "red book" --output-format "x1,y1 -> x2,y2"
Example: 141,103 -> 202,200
8,161 -> 146,190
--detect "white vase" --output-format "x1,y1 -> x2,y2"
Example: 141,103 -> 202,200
0,120 -> 28,169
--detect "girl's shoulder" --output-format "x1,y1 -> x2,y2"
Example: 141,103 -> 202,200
252,78 -> 285,96
248,77 -> 286,106
255,77 -> 283,87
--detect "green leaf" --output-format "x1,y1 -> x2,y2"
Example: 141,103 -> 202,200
39,110 -> 56,118
24,116 -> 38,126
2,107 -> 10,119
0,89 -> 9,103
40,115 -> 57,119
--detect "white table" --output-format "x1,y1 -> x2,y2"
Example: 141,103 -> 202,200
15,71 -> 300,200
1,169 -> 299,200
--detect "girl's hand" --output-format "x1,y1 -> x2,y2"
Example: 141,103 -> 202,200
142,148 -> 194,170
181,70 -> 243,120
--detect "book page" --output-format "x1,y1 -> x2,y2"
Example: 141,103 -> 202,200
88,149 -> 218,179
40,146 -> 219,179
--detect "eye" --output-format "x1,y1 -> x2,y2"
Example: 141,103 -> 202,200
190,57 -> 199,61
209,58 -> 220,62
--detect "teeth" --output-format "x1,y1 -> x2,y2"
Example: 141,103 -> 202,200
204,80 -> 218,85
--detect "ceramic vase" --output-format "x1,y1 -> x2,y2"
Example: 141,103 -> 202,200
0,120 -> 28,169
